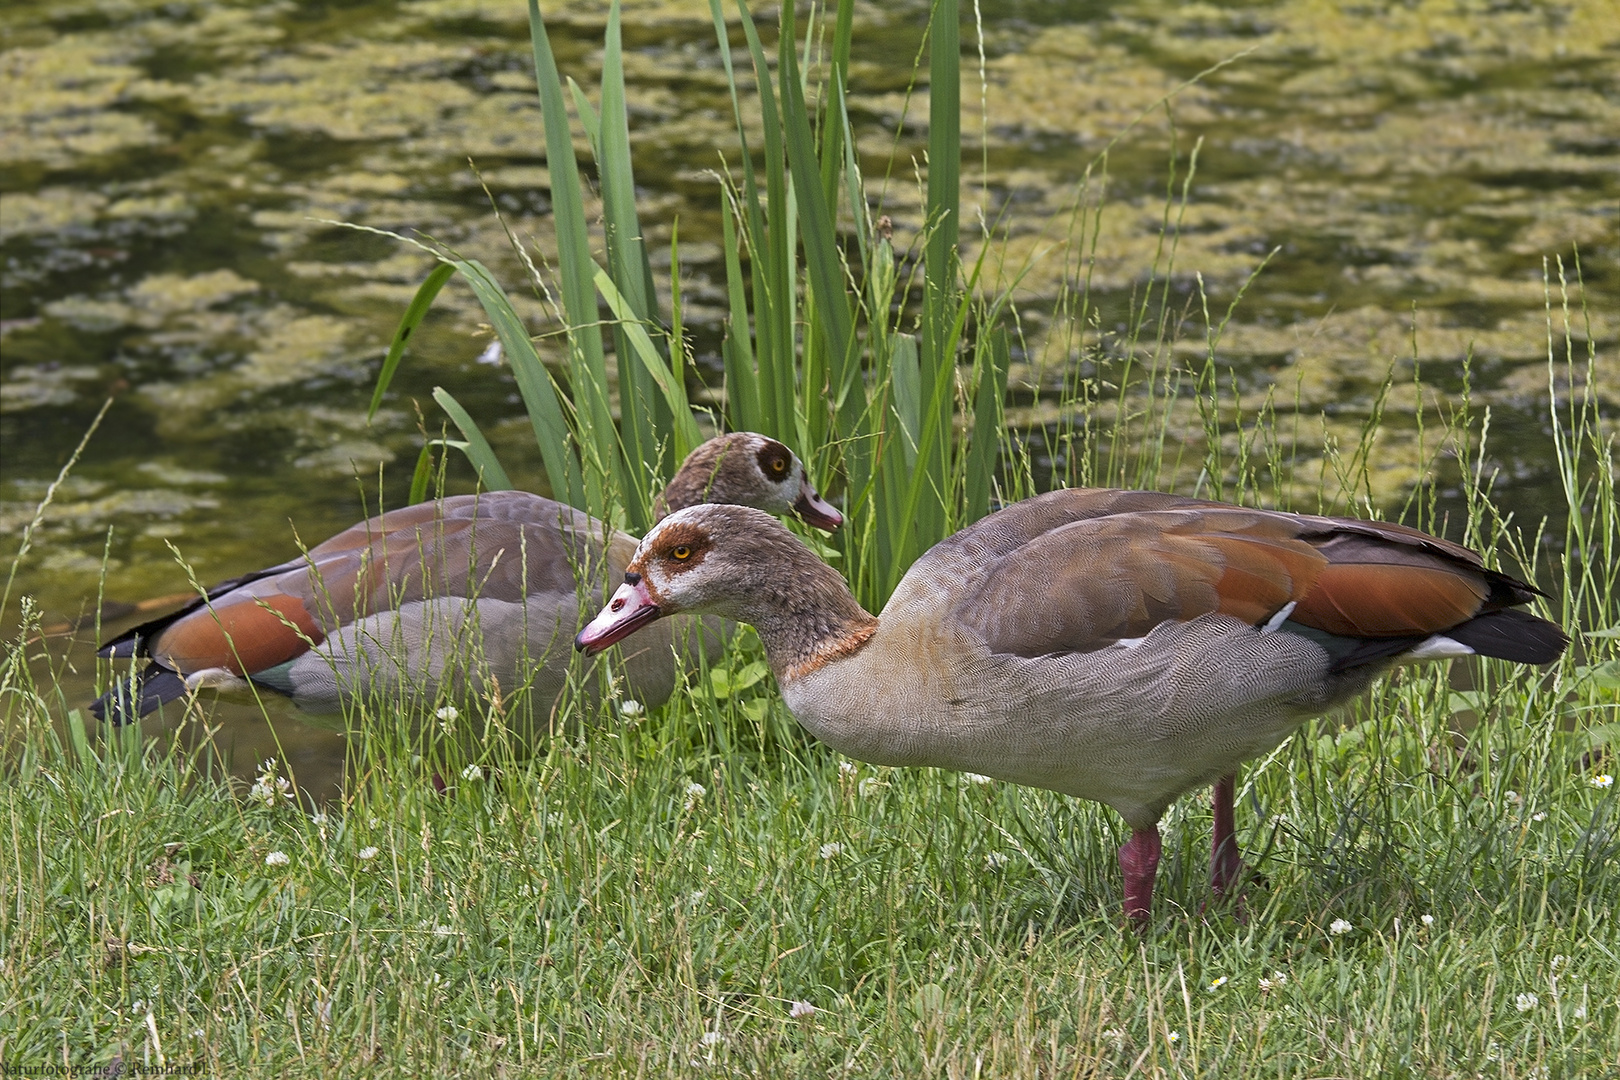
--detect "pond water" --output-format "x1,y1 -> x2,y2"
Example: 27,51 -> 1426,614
2,0 -> 1614,798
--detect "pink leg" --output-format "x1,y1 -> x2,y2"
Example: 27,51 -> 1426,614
1211,772 -> 1241,896
1118,827 -> 1162,928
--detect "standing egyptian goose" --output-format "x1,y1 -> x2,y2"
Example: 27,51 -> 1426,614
577,490 -> 1567,924
93,433 -> 841,725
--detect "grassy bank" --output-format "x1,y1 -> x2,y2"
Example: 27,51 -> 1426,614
2,592 -> 1616,1076
3,336 -> 1617,1075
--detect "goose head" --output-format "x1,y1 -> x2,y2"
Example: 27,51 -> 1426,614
577,504 -> 858,655
660,433 -> 841,531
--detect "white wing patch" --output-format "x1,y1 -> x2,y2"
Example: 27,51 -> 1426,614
1260,601 -> 1298,633
1404,635 -> 1475,660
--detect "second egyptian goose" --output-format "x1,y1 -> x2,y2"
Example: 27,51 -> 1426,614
93,433 -> 841,725
577,490 -> 1567,924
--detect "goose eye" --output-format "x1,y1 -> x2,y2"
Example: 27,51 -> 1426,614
671,545 -> 692,560
769,456 -> 788,475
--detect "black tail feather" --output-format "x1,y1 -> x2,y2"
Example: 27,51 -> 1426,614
91,663 -> 189,726
1449,608 -> 1568,664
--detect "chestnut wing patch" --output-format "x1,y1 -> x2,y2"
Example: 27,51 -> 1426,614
148,516 -> 604,677
950,506 -> 1502,659
952,510 -> 1327,657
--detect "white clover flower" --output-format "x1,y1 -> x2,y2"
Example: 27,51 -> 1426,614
1551,954 -> 1568,971
962,772 -> 994,786
1102,1027 -> 1126,1047
789,1000 -> 816,1019
264,851 -> 290,868
435,705 -> 459,722
250,759 -> 294,808
433,925 -> 455,937
357,846 -> 379,861
683,782 -> 706,811
619,699 -> 644,718
1258,976 -> 1276,992
984,851 -> 1009,872
1515,992 -> 1539,1012
1590,774 -> 1613,789
1420,913 -> 1435,927
1573,1005 -> 1587,1019
1504,790 -> 1521,805
858,776 -> 885,798
461,764 -> 484,782
818,842 -> 844,860
1206,976 -> 1227,992
1531,811 -> 1547,822
699,1031 -> 725,1047
838,761 -> 858,779
1329,918 -> 1353,935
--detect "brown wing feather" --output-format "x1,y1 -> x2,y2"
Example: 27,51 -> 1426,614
947,499 -> 1507,658
1292,562 -> 1487,637
154,591 -> 325,674
147,497 -> 627,678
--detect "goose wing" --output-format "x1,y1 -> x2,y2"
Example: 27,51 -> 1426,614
109,493 -> 620,678
934,489 -> 1542,665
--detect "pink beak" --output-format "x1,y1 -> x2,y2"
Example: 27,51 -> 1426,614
576,577 -> 661,654
794,478 -> 843,532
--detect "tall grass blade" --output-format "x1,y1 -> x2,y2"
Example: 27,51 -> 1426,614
733,0 -> 800,447
431,387 -> 513,491
776,27 -> 857,447
718,188 -> 762,434
598,0 -> 668,528
529,0 -> 612,513
450,256 -> 578,504
595,270 -> 703,461
965,326 -> 1010,523
918,0 -> 960,551
369,262 -> 455,422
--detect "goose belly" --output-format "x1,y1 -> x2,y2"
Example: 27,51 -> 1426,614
785,614 -> 1370,829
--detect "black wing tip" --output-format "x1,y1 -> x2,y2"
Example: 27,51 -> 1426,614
91,663 -> 188,726
1449,608 -> 1569,665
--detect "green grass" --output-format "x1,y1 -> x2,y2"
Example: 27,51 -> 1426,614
3,327 -> 1617,1073
2,595 -> 1617,1075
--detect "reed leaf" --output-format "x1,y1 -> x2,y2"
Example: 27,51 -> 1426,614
529,0 -> 612,514
369,262 -> 455,422
448,257 -> 576,505
598,0 -> 668,528
595,269 -> 703,462
431,386 -> 513,492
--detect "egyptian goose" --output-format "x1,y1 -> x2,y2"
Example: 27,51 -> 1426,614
93,433 -> 841,725
577,490 -> 1567,924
